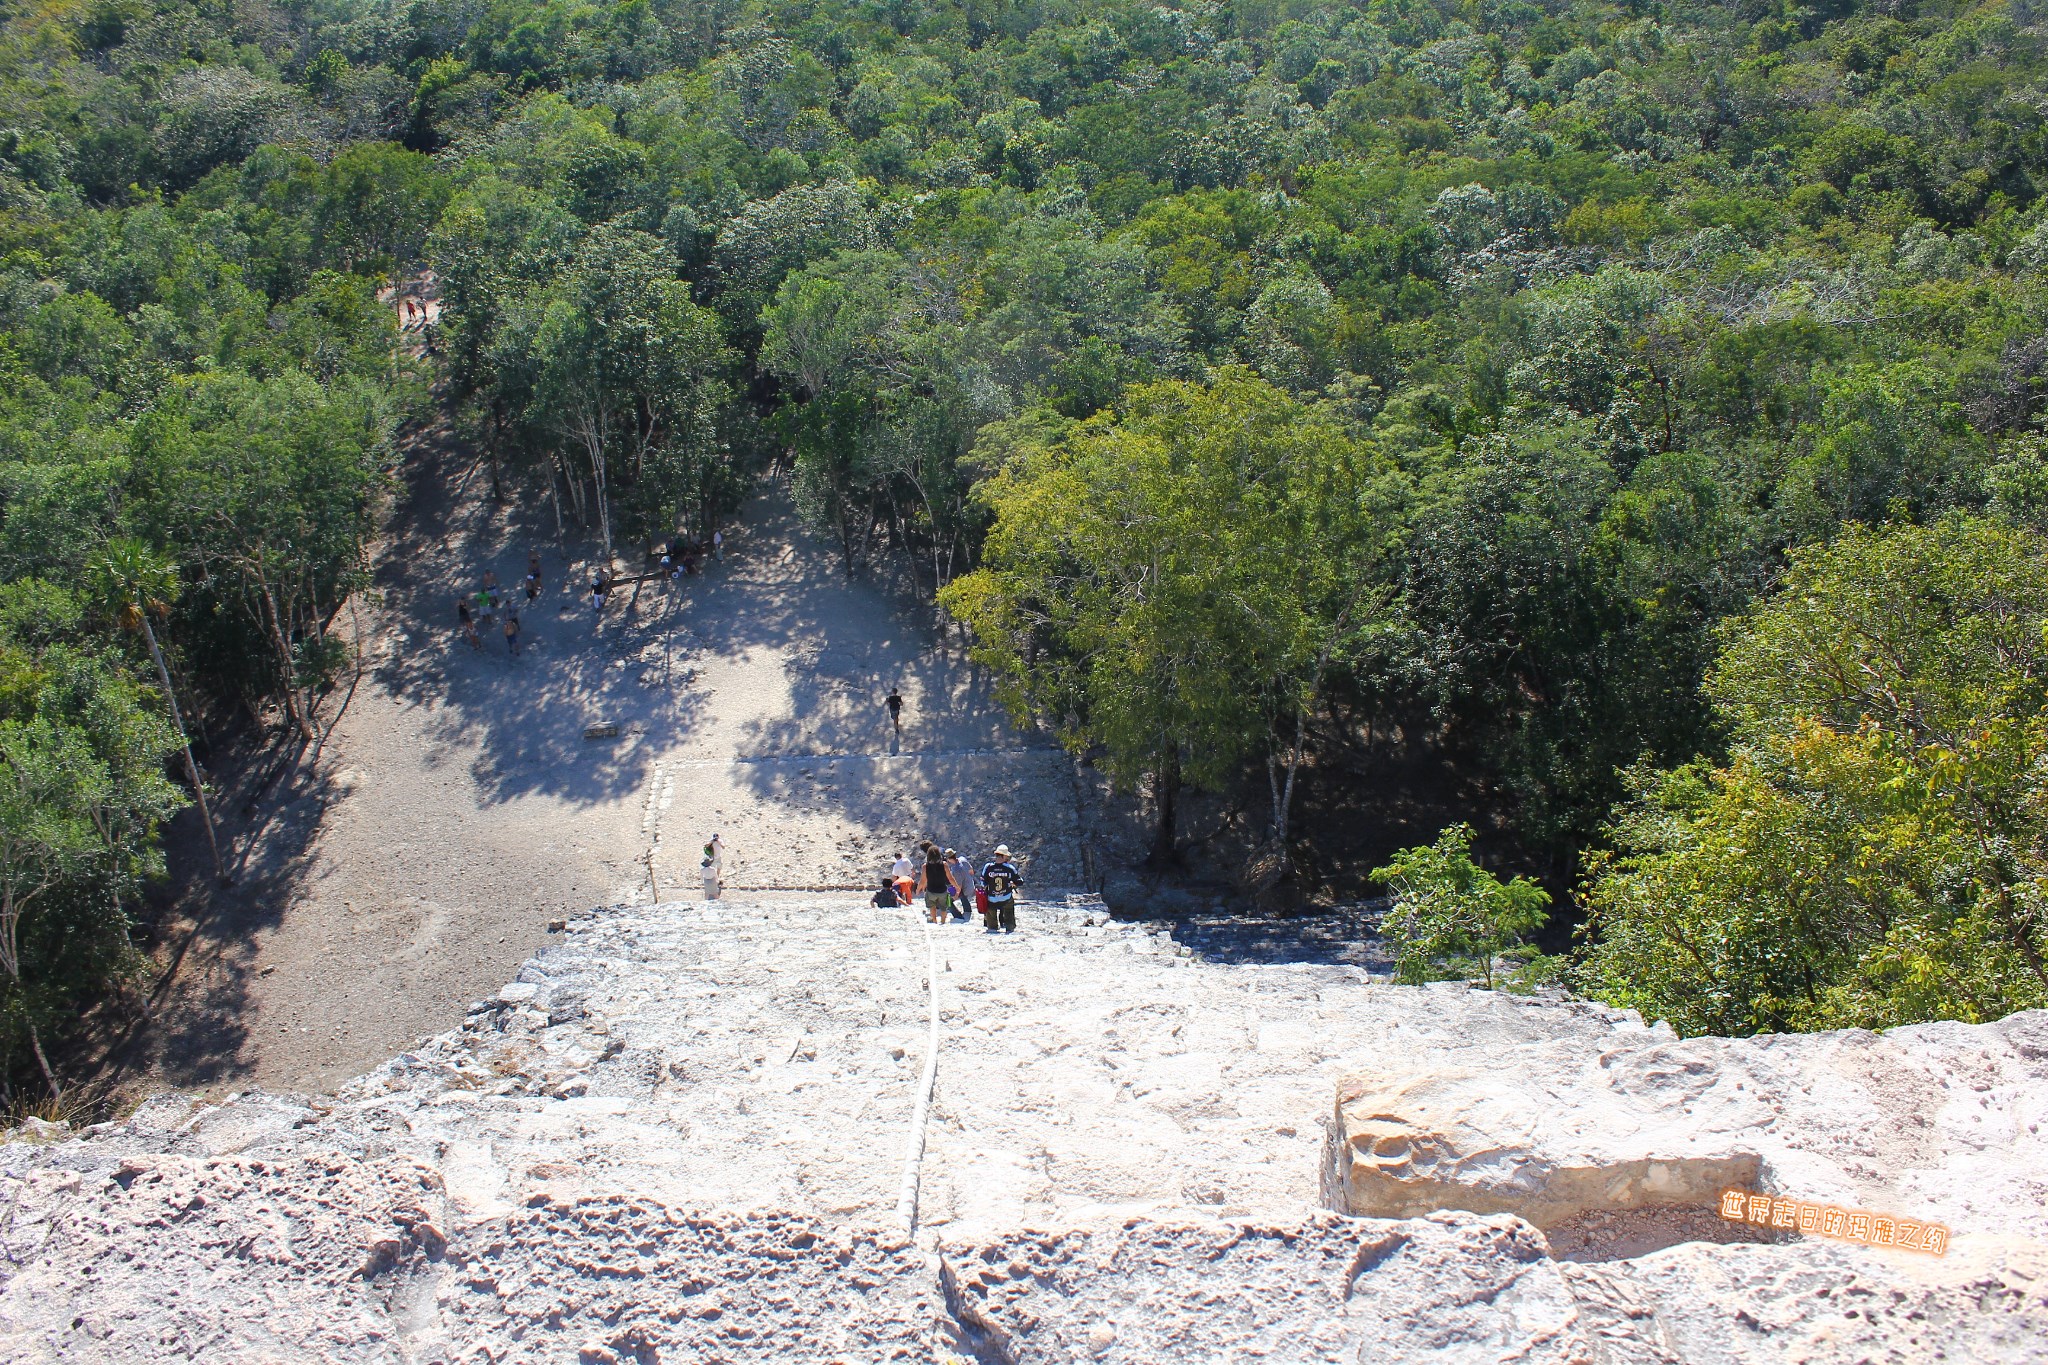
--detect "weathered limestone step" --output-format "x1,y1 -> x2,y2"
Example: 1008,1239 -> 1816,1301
6,893 -> 2047,1363
1329,1004 -> 2048,1250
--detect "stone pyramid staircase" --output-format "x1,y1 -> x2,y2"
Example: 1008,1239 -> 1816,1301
4,894 -> 2045,1363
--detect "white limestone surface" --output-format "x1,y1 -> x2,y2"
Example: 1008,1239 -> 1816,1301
2,894 -> 2044,1363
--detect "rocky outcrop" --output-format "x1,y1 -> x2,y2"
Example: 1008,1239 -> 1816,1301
3,895 -> 2045,1362
1330,1008 -> 2048,1248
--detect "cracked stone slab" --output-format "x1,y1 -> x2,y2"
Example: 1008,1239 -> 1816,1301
3,894 -> 2045,1363
1331,1005 -> 2048,1252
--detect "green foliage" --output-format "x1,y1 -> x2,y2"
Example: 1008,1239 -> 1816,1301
5,0 -> 2048,1059
492,221 -> 735,552
1372,824 -> 1552,989
1579,518 -> 2048,1035
942,370 -> 1397,854
0,580 -> 183,1090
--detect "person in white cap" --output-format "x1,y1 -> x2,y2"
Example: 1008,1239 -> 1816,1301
978,844 -> 1022,933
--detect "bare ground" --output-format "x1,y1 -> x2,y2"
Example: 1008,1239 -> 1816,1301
110,410 -> 1083,1099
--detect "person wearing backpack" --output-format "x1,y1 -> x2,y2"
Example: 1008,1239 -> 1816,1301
916,843 -> 953,923
979,845 -> 1022,933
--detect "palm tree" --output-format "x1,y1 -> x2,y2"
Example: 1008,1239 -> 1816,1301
90,539 -> 229,885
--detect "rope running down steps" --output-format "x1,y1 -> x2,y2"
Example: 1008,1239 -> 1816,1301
894,909 -> 942,1232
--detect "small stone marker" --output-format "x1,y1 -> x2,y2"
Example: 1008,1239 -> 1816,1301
583,722 -> 620,740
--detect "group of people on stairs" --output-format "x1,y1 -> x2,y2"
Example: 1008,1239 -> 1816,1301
878,842 -> 1023,933
692,834 -> 1021,934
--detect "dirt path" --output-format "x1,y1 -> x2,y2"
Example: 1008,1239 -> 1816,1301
125,417 -> 1082,1098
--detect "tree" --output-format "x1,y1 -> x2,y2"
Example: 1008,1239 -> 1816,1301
126,372 -> 390,742
517,224 -> 732,559
713,181 -> 881,333
0,583 -> 184,1100
309,143 -> 452,275
0,716 -> 107,1095
1372,823 -> 1551,989
429,176 -> 584,402
1579,518 -> 2048,1034
89,538 -> 228,885
941,369 -> 1398,865
761,249 -> 990,584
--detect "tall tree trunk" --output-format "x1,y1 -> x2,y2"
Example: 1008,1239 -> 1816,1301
1150,749 -> 1181,866
25,1017 -> 59,1101
545,455 -> 565,539
561,452 -> 587,527
1273,702 -> 1307,846
255,570 -> 314,742
487,398 -> 504,502
584,430 -> 613,562
835,492 -> 857,577
0,888 -> 57,1099
140,615 -> 228,884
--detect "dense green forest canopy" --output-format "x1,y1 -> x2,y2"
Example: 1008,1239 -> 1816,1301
4,0 -> 2048,1092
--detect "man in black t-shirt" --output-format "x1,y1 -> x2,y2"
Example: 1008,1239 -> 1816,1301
979,845 -> 1022,933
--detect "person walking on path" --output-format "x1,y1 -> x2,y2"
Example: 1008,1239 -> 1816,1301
701,834 -> 724,900
503,608 -> 521,656
917,843 -> 953,923
712,529 -> 724,563
457,598 -> 480,649
590,577 -> 608,626
525,549 -> 542,603
980,845 -> 1022,933
946,847 -> 976,923
886,687 -> 904,736
475,584 -> 496,628
890,851 -> 916,906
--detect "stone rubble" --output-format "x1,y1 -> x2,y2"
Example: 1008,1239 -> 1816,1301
2,894 -> 2044,1362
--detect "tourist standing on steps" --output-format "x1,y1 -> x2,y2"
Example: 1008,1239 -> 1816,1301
702,834 -> 724,900
886,687 -> 903,735
980,845 -> 1022,933
917,844 -> 953,923
890,851 -> 916,906
871,876 -> 899,909
946,848 -> 976,922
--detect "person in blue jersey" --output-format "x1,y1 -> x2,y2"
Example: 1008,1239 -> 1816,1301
979,845 -> 1022,934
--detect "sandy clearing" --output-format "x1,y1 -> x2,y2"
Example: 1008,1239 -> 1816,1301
127,417 -> 1082,1097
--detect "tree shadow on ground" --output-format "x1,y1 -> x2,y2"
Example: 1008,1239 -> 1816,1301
1162,904 -> 1396,972
91,406 -> 712,1091
361,417 -> 706,810
92,722 -> 337,1089
692,490 -> 1080,888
